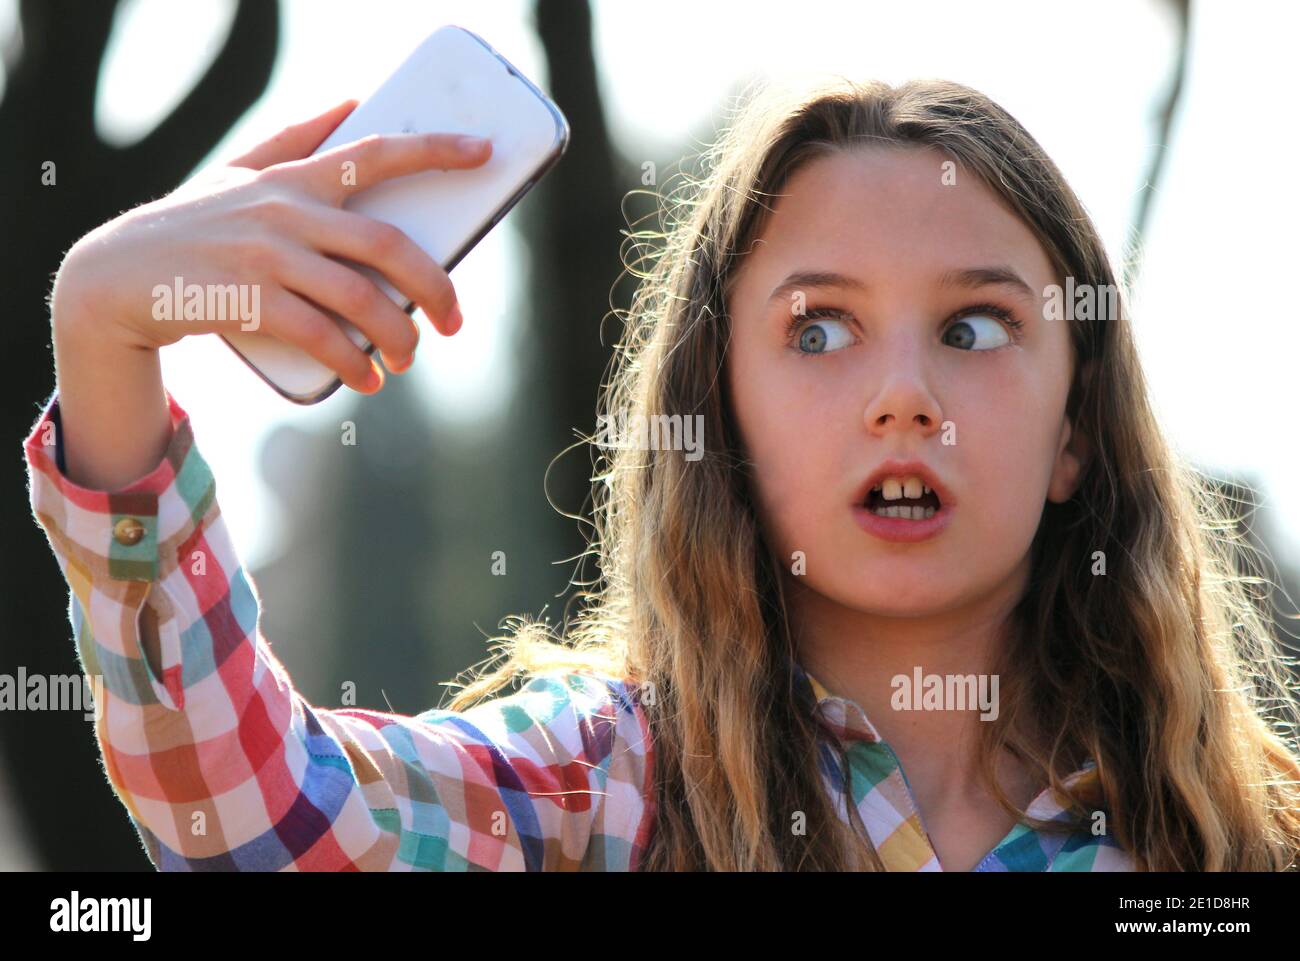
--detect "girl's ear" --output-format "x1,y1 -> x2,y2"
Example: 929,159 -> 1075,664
1048,360 -> 1094,504
1047,418 -> 1090,504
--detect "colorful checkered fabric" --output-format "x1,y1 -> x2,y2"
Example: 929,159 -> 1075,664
794,664 -> 1135,870
24,388 -> 1134,871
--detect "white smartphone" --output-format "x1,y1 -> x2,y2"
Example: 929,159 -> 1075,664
219,24 -> 570,404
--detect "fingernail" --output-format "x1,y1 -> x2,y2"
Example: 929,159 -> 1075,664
447,302 -> 464,333
456,134 -> 489,153
363,364 -> 383,390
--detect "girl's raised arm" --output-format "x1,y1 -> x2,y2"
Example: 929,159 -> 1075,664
25,104 -> 654,870
24,385 -> 653,870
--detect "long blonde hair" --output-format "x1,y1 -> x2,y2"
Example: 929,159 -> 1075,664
446,76 -> 1300,870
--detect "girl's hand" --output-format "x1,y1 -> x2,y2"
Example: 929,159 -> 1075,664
55,99 -> 492,392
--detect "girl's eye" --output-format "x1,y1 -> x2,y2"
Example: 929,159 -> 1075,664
786,303 -> 1024,356
789,308 -> 856,355
942,307 -> 1023,351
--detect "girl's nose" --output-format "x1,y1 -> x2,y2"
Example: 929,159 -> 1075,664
862,347 -> 943,437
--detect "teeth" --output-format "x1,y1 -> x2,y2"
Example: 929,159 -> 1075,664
875,474 -> 929,501
870,505 -> 937,520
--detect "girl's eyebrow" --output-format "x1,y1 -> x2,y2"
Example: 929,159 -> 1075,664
766,270 -> 867,305
765,265 -> 1037,305
938,265 -> 1037,303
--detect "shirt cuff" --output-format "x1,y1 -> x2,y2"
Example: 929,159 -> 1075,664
23,387 -> 213,584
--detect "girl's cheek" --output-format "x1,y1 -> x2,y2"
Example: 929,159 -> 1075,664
752,456 -> 821,557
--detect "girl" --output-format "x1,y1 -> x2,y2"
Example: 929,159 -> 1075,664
27,77 -> 1300,871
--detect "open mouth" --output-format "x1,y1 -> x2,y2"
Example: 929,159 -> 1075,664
862,482 -> 942,520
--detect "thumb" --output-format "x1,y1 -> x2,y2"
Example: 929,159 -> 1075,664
228,99 -> 360,171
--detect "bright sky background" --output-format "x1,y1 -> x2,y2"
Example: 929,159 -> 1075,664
7,0 -> 1298,573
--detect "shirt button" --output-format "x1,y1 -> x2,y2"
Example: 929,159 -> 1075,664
113,517 -> 146,546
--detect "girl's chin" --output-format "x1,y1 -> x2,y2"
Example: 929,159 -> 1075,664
849,593 -> 962,618
792,578 -> 969,618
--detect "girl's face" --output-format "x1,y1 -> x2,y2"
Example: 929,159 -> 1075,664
725,146 -> 1086,619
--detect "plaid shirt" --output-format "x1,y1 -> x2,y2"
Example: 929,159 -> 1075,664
798,667 -> 1135,871
24,388 -> 1135,872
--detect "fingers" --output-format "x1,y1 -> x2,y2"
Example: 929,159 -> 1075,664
260,287 -> 384,394
268,132 -> 492,203
228,99 -> 360,171
282,205 -> 462,335
268,246 -> 422,374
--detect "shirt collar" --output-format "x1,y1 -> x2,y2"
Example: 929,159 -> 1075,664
788,654 -> 1105,817
789,655 -> 883,745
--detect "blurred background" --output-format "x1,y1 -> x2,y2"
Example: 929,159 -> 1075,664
2,0 -> 1297,870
